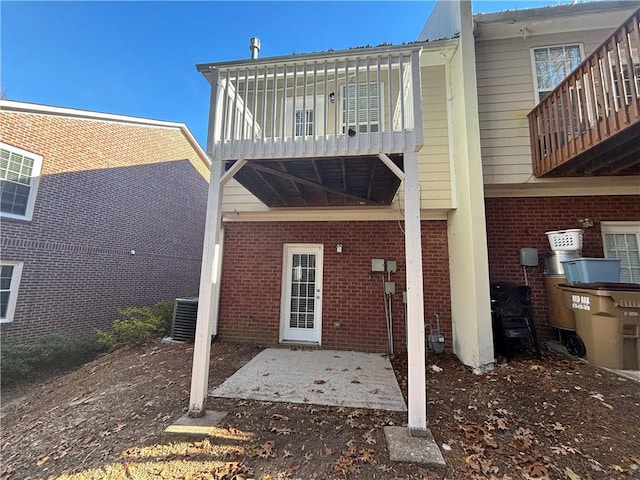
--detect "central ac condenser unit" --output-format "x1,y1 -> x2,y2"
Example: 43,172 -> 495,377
171,297 -> 199,342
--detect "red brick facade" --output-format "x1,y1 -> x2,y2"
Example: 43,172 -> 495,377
217,220 -> 451,353
485,195 -> 640,341
0,109 -> 210,341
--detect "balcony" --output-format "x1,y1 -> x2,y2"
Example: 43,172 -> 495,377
528,8 -> 640,177
196,45 -> 424,207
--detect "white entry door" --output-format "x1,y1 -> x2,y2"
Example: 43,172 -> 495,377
281,244 -> 323,344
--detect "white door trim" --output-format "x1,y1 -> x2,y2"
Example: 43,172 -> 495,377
279,243 -> 323,345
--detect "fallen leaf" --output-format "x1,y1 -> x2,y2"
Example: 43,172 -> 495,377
356,448 -> 377,464
314,379 -> 326,385
113,423 -> 127,433
323,446 -> 333,456
363,429 -> 376,445
271,414 -> 289,421
36,456 -> 49,467
552,422 -> 566,432
565,467 -> 581,480
523,461 -> 549,479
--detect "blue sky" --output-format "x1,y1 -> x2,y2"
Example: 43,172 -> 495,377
2,1 -> 563,148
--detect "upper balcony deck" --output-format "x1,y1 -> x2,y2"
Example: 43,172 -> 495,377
197,44 -> 425,162
528,8 -> 640,177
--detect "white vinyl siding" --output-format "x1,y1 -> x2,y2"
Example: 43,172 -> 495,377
531,44 -> 583,103
601,222 -> 640,284
475,29 -> 619,185
0,261 -> 23,323
0,143 -> 43,221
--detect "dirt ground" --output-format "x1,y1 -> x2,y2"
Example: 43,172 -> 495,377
1,340 -> 639,480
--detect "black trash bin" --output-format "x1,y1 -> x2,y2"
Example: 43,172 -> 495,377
490,282 -> 542,360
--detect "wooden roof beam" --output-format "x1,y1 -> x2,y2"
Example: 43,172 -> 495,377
248,163 -> 379,205
250,167 -> 289,206
278,161 -> 307,205
311,159 -> 330,203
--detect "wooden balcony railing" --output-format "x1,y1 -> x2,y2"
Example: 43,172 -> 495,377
528,8 -> 640,176
197,45 -> 424,161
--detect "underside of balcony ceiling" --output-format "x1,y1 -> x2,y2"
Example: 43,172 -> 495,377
227,154 -> 404,207
542,123 -> 640,177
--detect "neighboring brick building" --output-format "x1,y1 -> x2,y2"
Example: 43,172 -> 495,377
0,100 -> 210,341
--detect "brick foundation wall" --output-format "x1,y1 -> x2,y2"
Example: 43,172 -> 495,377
218,221 -> 451,353
485,195 -> 640,342
0,111 -> 209,341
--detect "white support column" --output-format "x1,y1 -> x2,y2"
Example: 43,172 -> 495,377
411,50 -> 424,151
403,151 -> 427,435
188,157 -> 224,417
189,69 -> 226,417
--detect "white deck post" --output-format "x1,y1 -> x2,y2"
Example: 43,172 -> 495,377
403,151 -> 427,435
189,70 -> 225,417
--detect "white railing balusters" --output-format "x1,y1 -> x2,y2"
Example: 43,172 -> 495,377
209,47 -> 424,160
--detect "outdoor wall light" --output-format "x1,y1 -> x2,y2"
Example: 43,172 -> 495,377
329,92 -> 335,104
577,218 -> 594,228
336,244 -> 343,253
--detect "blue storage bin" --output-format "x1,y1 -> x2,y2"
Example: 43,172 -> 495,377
560,258 -> 621,284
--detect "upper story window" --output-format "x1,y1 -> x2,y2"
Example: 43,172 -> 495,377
295,109 -> 314,137
285,96 -> 325,138
343,83 -> 381,134
0,143 -> 43,221
601,221 -> 640,284
0,261 -> 23,323
531,44 -> 584,102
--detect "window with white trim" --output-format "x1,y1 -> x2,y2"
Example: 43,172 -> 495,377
343,82 -> 381,133
295,109 -> 314,137
0,143 -> 43,220
531,44 -> 583,102
601,221 -> 640,284
284,96 -> 325,137
0,261 -> 23,323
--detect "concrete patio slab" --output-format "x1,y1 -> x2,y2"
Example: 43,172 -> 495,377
211,348 -> 407,411
384,426 -> 446,469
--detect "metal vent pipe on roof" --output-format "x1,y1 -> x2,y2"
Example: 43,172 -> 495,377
250,37 -> 261,59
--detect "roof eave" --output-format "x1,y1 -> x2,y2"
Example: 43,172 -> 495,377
196,38 -> 458,73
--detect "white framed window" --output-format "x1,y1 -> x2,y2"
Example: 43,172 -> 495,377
343,82 -> 382,134
284,96 -> 325,137
531,44 -> 584,103
295,109 -> 314,137
601,221 -> 640,284
0,261 -> 23,323
0,143 -> 43,221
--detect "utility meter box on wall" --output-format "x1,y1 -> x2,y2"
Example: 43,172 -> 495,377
371,258 -> 385,272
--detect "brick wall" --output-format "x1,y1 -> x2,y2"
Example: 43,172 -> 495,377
0,111 -> 210,341
218,220 -> 451,354
485,195 -> 640,341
